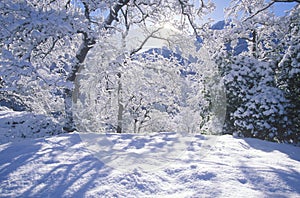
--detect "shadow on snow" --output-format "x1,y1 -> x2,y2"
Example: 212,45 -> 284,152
0,133 -> 299,197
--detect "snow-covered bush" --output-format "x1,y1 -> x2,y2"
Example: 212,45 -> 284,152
222,54 -> 290,142
233,86 -> 289,141
0,107 -> 63,144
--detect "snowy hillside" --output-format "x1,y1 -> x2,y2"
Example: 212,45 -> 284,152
1,132 -> 300,197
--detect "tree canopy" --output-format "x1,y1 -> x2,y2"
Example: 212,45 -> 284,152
0,0 -> 299,143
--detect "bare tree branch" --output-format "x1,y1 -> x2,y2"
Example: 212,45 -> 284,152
82,2 -> 91,22
130,27 -> 163,55
178,0 -> 199,36
244,0 -> 299,21
120,6 -> 129,32
31,37 -> 60,61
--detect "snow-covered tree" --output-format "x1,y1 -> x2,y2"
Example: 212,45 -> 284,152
0,0 -> 83,132
224,55 -> 289,141
74,26 -> 225,133
278,4 -> 300,143
75,47 -> 185,133
208,0 -> 299,142
0,0 -> 217,132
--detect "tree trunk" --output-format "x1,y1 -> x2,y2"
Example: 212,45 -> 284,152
63,0 -> 130,132
134,119 -> 138,133
63,32 -> 95,132
117,73 -> 123,133
252,29 -> 258,58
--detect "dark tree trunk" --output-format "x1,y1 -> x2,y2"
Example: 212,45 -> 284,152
252,29 -> 258,58
116,73 -> 123,133
63,33 -> 95,132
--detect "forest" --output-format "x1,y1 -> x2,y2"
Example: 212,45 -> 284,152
0,0 -> 299,142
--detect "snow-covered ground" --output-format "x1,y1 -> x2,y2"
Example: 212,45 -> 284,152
1,131 -> 300,197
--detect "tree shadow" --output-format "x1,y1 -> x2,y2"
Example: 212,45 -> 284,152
238,162 -> 300,195
243,137 -> 300,162
79,132 -> 189,172
1,133 -> 299,197
235,137 -> 300,196
0,134 -> 111,197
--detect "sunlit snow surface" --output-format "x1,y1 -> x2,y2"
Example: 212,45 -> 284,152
80,132 -> 217,172
1,132 -> 300,197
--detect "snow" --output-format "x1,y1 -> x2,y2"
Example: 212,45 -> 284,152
0,105 -> 299,197
0,108 -> 62,144
1,130 -> 300,197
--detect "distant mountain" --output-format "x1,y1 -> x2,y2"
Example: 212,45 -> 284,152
140,20 -> 249,65
139,47 -> 196,77
211,20 -> 226,30
211,20 -> 249,55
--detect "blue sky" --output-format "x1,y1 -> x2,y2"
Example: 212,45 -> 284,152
209,0 -> 298,21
